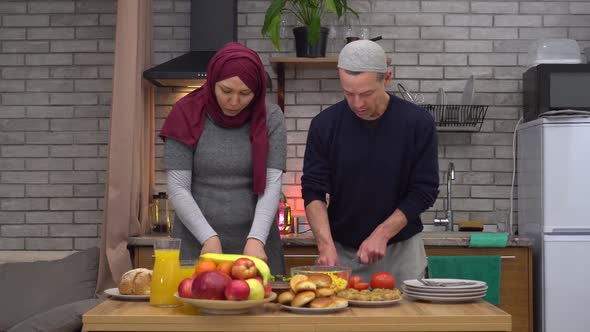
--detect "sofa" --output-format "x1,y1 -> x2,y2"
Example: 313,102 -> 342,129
0,247 -> 104,332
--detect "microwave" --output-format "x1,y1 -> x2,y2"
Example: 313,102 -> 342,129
523,63 -> 590,122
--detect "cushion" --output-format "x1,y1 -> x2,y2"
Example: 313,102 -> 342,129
0,247 -> 99,331
7,298 -> 103,332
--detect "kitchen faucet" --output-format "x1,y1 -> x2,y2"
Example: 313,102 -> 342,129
434,162 -> 455,231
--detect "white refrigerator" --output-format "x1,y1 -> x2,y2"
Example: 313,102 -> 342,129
518,117 -> 590,332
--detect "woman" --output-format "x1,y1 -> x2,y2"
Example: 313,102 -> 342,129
159,42 -> 286,274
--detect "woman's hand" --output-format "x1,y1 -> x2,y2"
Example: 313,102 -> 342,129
243,238 -> 267,261
201,236 -> 222,254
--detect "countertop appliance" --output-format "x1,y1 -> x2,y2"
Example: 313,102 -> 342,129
523,64 -> 590,122
517,117 -> 590,332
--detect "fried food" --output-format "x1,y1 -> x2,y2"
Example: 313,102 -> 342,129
337,288 -> 402,301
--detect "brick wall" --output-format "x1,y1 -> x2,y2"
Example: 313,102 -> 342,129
2,0 -> 590,250
0,0 -> 116,250
153,0 -> 590,233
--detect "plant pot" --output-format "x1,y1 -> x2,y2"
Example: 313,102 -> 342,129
293,27 -> 329,58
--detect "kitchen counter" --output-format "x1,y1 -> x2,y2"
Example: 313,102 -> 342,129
128,232 -> 531,248
83,298 -> 511,332
281,232 -> 532,247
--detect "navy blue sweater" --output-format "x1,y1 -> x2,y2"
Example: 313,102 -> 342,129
301,95 -> 439,249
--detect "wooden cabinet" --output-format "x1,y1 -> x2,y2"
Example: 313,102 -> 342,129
426,246 -> 533,332
131,246 -> 155,270
283,245 -> 533,332
283,245 -> 319,274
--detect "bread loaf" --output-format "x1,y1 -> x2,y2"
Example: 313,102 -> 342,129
118,268 -> 152,295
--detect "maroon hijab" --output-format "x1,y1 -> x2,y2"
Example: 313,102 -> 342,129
159,42 -> 269,194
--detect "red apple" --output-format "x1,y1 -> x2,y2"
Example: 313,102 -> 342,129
178,277 -> 195,298
224,279 -> 250,301
255,276 -> 272,298
231,257 -> 257,280
192,270 -> 232,300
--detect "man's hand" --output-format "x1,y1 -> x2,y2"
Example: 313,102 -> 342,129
201,236 -> 223,254
317,244 -> 340,266
243,238 -> 268,261
356,233 -> 388,265
356,209 -> 408,265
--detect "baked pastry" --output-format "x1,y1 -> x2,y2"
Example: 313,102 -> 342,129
309,296 -> 334,308
277,290 -> 295,304
291,290 -> 316,307
289,274 -> 308,291
308,273 -> 332,288
118,268 -> 152,295
315,287 -> 335,297
329,295 -> 348,308
294,280 -> 316,293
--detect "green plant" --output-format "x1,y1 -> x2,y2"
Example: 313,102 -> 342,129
262,0 -> 358,51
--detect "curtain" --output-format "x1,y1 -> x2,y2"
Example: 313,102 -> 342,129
96,0 -> 154,295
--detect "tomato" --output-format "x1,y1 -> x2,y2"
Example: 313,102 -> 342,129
353,282 -> 370,291
348,275 -> 362,289
370,272 -> 396,289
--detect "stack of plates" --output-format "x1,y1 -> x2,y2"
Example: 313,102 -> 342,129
402,278 -> 487,303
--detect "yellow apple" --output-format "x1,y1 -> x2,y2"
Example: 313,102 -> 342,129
245,278 -> 264,300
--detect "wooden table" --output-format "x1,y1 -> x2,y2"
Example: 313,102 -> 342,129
83,299 -> 511,332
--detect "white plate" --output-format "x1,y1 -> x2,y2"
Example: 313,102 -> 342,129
404,293 -> 485,303
175,292 -> 276,315
403,288 -> 486,298
104,288 -> 150,301
280,303 -> 348,314
403,284 -> 488,294
348,298 -> 401,307
403,279 -> 486,290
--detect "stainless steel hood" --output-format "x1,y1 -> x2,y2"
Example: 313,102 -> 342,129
143,0 -> 237,87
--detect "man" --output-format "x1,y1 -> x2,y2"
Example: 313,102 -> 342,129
301,40 -> 439,283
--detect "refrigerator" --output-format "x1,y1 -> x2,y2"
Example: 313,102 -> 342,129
517,116 -> 590,332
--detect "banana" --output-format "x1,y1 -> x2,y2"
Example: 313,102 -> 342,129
199,253 -> 271,285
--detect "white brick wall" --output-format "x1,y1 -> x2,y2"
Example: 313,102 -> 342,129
2,0 -> 590,250
149,0 -> 590,235
0,0 -> 115,250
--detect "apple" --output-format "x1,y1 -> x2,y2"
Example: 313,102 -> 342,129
178,277 -> 195,298
245,278 -> 265,300
224,279 -> 250,301
192,270 -> 232,300
231,257 -> 257,280
255,276 -> 272,298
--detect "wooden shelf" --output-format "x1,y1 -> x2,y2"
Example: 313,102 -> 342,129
270,57 -> 339,111
270,56 -> 391,111
271,56 -> 338,64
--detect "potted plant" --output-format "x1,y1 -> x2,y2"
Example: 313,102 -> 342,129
262,0 -> 358,57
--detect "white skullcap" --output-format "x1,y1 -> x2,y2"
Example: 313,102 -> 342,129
338,40 -> 387,73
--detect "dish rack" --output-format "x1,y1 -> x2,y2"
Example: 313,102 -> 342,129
420,104 -> 488,132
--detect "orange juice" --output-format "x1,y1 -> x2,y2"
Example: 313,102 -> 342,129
180,265 -> 195,280
150,248 -> 181,307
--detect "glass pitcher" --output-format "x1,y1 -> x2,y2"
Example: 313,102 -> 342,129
150,192 -> 171,234
150,238 -> 181,307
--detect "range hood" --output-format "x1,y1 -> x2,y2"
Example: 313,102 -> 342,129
143,0 -> 237,87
